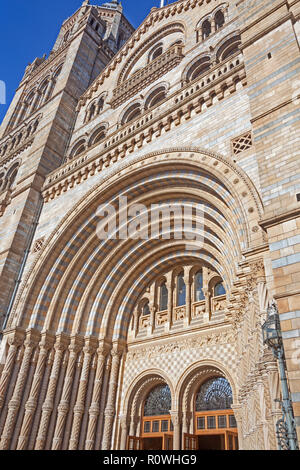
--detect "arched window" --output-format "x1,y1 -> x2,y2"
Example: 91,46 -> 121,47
216,35 -> 241,62
70,139 -> 86,159
215,10 -> 225,30
121,102 -> 142,125
195,377 -> 233,411
195,271 -> 205,301
6,163 -> 19,191
214,281 -> 226,297
186,57 -> 211,82
144,385 -> 171,416
148,43 -> 163,63
142,301 -> 150,316
89,102 -> 96,121
145,86 -> 167,109
159,282 -> 168,311
152,47 -> 163,60
117,32 -> 125,49
202,20 -> 211,40
177,274 -> 186,306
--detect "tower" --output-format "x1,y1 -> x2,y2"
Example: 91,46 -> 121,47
0,1 -> 134,329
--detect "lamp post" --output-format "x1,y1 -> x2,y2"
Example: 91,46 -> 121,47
262,301 -> 299,450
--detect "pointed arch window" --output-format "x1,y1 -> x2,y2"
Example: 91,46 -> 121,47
195,271 -> 205,301
177,274 -> 186,306
159,282 -> 168,311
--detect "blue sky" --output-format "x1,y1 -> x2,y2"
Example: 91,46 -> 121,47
0,0 -> 173,124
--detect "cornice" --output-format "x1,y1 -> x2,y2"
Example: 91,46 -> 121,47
259,207 -> 300,230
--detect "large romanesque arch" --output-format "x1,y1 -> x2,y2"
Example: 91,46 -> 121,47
0,148 -> 278,450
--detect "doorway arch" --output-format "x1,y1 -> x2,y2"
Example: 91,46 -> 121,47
123,371 -> 175,450
178,362 -> 239,450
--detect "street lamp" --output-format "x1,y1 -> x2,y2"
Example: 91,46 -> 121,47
262,301 -> 299,450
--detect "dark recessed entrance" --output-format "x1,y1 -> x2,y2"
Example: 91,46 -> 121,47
143,437 -> 163,451
198,434 -> 224,450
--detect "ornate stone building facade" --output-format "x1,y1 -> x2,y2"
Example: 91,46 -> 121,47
0,0 -> 299,450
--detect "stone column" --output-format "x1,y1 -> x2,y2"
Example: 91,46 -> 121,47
30,92 -> 41,114
15,102 -> 27,125
17,332 -> 54,450
69,337 -> 97,450
211,19 -> 216,34
133,308 -> 139,338
43,79 -> 54,103
204,288 -> 210,322
149,304 -> 156,335
182,411 -> 192,448
170,411 -> 181,450
129,414 -> 138,436
0,329 -> 39,450
102,343 -> 124,450
0,328 -> 24,412
85,341 -> 110,450
231,404 -> 243,450
35,334 -> 69,450
120,415 -> 129,450
51,335 -> 84,450
184,271 -> 191,325
167,280 -> 173,328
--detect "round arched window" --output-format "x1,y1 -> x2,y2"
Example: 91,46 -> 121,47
144,385 -> 171,417
177,274 -> 186,306
214,282 -> 226,296
159,282 -> 168,311
195,377 -> 233,411
195,271 -> 205,301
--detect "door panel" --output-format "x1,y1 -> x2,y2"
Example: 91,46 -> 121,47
163,433 -> 173,450
183,433 -> 198,450
127,436 -> 143,450
225,431 -> 239,450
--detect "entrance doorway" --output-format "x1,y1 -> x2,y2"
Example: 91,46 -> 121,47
127,384 -> 173,450
184,376 -> 239,451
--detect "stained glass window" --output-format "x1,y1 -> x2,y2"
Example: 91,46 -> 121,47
214,282 -> 226,297
195,377 -> 233,411
177,274 -> 186,306
159,282 -> 168,311
143,385 -> 171,416
195,271 -> 205,301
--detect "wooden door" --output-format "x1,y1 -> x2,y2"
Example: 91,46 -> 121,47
127,436 -> 143,450
225,431 -> 238,450
163,433 -> 173,450
183,433 -> 198,450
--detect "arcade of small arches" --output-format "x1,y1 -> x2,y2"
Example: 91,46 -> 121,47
130,264 -> 227,338
196,3 -> 229,42
0,115 -> 42,160
122,366 -> 238,451
7,64 -> 63,133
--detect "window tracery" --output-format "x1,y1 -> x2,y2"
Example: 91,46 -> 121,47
195,377 -> 233,411
143,385 -> 171,417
